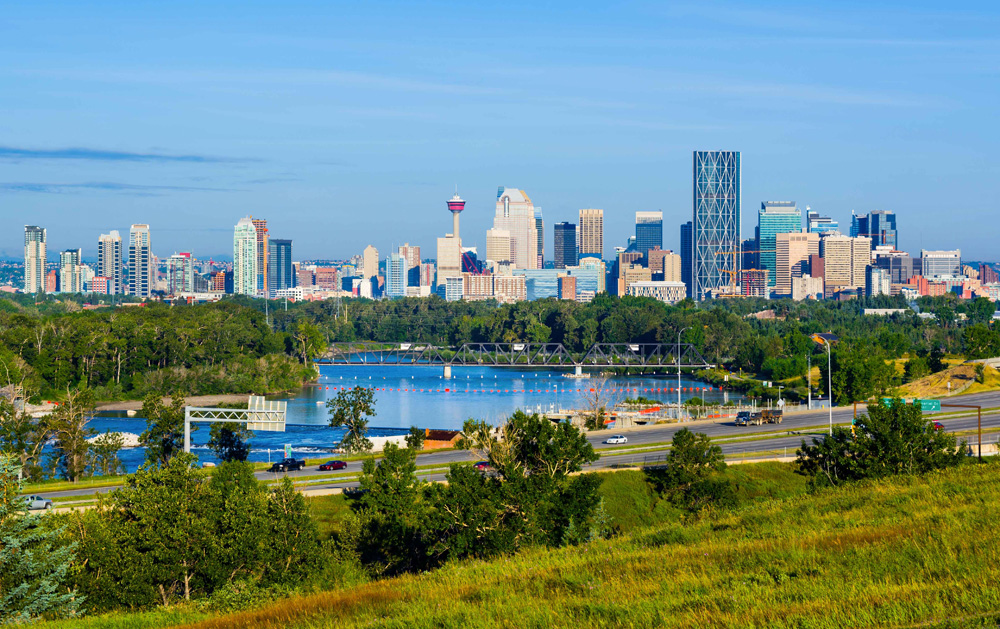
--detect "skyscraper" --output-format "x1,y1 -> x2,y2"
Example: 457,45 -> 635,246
806,208 -> 839,235
775,232 -> 819,295
821,235 -> 871,295
553,222 -> 578,269
361,245 -> 379,280
578,209 -> 604,259
921,250 -> 962,279
758,201 -> 801,287
268,239 -> 293,296
97,231 -> 123,294
854,210 -> 897,249
251,218 -> 269,296
398,243 -> 421,270
128,224 -> 152,298
492,187 -> 538,269
635,211 -> 663,260
680,221 -> 692,298
692,151 -> 741,300
233,217 -> 258,296
24,225 -> 46,294
59,249 -> 83,293
535,209 -> 544,268
385,252 -> 408,298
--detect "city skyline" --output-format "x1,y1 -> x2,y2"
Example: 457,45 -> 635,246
2,3 -> 998,260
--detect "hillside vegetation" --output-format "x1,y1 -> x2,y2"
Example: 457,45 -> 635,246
182,460 -> 1000,629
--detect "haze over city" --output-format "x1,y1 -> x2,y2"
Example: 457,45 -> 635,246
3,1 -> 999,260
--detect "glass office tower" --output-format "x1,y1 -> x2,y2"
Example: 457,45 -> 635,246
758,201 -> 801,287
692,151 -> 740,300
635,211 -> 663,260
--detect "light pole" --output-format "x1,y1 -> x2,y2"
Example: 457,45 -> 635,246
807,353 -> 811,410
820,338 -> 833,435
678,326 -> 690,420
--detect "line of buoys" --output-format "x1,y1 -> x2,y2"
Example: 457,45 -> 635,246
320,385 -> 714,394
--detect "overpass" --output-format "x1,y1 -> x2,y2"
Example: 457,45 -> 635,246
317,342 -> 713,377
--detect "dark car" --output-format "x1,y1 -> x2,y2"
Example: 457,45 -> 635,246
319,460 -> 347,471
268,458 -> 305,473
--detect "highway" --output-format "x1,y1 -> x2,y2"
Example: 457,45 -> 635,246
43,389 -> 1000,500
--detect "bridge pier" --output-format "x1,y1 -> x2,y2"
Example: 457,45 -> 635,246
575,364 -> 583,377
443,364 -> 452,379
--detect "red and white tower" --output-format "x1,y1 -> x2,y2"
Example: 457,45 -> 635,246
447,193 -> 465,239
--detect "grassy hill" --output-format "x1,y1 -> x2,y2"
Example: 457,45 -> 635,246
47,459 -> 1000,629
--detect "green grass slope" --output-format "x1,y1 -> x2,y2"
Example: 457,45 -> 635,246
169,460 -> 1000,629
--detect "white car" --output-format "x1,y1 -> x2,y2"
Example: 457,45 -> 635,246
24,495 -> 53,511
605,435 -> 628,445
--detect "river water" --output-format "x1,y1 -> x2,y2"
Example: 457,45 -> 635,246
83,365 -> 738,472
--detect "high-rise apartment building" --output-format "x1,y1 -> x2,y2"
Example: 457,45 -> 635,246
740,269 -> 769,298
775,231 -> 819,295
251,218 -> 269,296
578,256 -> 606,293
866,266 -> 891,297
167,253 -> 194,294
97,231 -> 123,294
553,222 -> 578,269
385,252 -> 408,299
635,211 -> 663,260
491,187 -> 538,270
268,239 -> 293,297
806,208 -> 839,235
24,225 -> 47,294
578,209 -> 604,259
758,201 -> 801,287
921,249 -> 961,279
534,209 -> 544,268
233,217 -> 258,296
980,264 -> 999,284
821,235 -> 871,295
59,249 -> 83,293
853,211 -> 897,249
128,224 -> 152,297
680,221 -> 692,298
692,151 -> 741,300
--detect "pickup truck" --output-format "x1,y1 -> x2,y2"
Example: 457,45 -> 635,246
268,458 -> 305,473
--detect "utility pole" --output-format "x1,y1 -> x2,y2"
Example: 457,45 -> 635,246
807,353 -> 812,410
678,327 -> 690,421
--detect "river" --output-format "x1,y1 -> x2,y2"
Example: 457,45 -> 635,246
84,365 -> 739,472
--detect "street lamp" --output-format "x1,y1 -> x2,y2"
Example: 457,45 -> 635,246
678,326 -> 690,420
820,338 -> 832,435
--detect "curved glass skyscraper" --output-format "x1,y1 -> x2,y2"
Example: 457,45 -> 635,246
692,151 -> 740,300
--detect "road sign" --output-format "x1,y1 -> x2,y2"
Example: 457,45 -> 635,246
777,399 -> 785,407
915,399 -> 941,412
284,444 -> 292,458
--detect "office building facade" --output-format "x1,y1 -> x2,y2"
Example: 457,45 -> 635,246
854,211 -> 897,249
97,231 -> 123,295
578,209 -> 604,259
806,209 -> 839,235
553,222 -> 578,269
692,151 -> 741,300
492,187 -> 538,270
866,266 -> 891,297
385,252 -> 408,298
128,224 -> 152,297
635,211 -> 663,260
233,217 -> 258,295
626,281 -> 686,305
758,201 -> 801,287
534,209 -> 544,268
680,221 -> 692,298
821,235 -> 872,295
775,231 -> 819,296
268,239 -> 293,296
648,248 -> 682,282
250,218 -> 269,296
24,225 -> 47,294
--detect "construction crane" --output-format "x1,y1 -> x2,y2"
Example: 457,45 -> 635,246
715,249 -> 776,292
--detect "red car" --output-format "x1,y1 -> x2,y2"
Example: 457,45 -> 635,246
473,461 -> 492,472
932,422 -> 945,431
319,460 -> 347,471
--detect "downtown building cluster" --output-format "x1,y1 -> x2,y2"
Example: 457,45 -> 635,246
19,150 -> 997,305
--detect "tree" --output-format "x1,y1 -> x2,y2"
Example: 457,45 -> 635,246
327,386 -> 375,455
138,393 -> 188,467
404,426 -> 425,450
963,324 -> 1000,360
0,397 -> 51,481
820,344 -> 897,406
48,387 -> 96,482
577,375 -> 623,431
904,355 -> 931,383
0,455 -> 81,622
292,321 -> 326,365
207,423 -> 253,462
89,431 -> 125,476
645,428 -> 731,512
797,398 -> 965,488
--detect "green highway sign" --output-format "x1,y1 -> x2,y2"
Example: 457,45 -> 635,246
915,399 -> 941,412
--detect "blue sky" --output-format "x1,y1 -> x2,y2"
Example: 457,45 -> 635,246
2,1 -> 998,261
